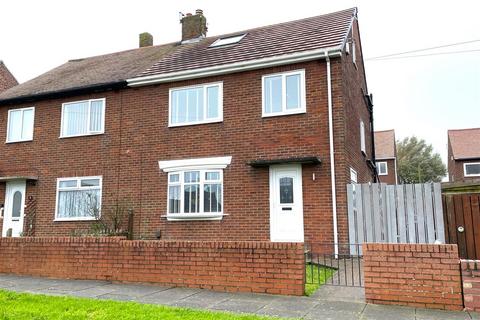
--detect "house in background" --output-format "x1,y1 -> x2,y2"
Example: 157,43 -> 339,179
0,8 -> 375,248
0,61 -> 18,93
374,129 -> 398,184
448,128 -> 480,182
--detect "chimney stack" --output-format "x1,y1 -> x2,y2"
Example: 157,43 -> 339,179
180,9 -> 207,43
139,32 -> 153,47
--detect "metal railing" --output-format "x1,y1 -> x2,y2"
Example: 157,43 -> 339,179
305,243 -> 364,287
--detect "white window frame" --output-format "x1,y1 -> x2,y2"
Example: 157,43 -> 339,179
360,120 -> 366,154
377,161 -> 388,176
168,82 -> 223,127
210,34 -> 246,47
60,98 -> 106,138
166,170 -> 224,220
464,162 -> 480,177
350,168 -> 358,183
352,39 -> 357,67
262,69 -> 306,118
54,176 -> 102,221
6,107 -> 35,143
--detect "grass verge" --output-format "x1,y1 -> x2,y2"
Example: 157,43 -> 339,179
0,289 -> 286,320
304,264 -> 336,296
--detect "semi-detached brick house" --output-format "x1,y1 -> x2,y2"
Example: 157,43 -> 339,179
0,8 -> 376,248
448,128 -> 480,182
374,129 -> 398,184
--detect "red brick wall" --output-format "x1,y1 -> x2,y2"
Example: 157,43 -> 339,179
0,62 -> 18,93
0,237 -> 305,296
377,158 -> 397,184
364,243 -> 463,311
461,260 -> 480,311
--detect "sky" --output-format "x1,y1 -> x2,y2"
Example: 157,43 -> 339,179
0,0 -> 479,169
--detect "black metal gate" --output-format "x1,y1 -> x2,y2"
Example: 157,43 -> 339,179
305,243 -> 364,288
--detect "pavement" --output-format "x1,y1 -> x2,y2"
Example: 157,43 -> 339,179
0,274 -> 478,319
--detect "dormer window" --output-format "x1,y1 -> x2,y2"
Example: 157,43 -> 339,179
209,34 -> 246,48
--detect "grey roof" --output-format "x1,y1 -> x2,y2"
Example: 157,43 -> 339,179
0,8 -> 355,104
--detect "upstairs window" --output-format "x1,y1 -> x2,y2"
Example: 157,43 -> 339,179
55,176 -> 102,221
350,168 -> 358,183
360,120 -> 366,154
7,107 -> 34,143
377,162 -> 388,176
169,83 -> 223,126
464,163 -> 480,177
209,34 -> 246,47
61,98 -> 105,138
262,70 -> 306,117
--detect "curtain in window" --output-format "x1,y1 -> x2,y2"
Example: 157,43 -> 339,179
7,110 -> 22,141
89,100 -> 103,132
204,183 -> 221,213
57,189 -> 100,218
63,102 -> 89,136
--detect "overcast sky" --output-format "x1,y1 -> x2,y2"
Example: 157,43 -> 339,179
1,0 -> 479,168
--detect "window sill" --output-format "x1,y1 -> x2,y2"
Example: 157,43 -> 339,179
163,213 -> 227,221
6,139 -> 33,144
54,217 -> 98,222
59,132 -> 104,139
168,119 -> 223,128
262,110 -> 306,118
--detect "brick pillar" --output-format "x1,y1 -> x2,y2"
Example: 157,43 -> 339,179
461,260 -> 480,312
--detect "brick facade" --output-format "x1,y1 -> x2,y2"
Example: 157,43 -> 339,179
0,237 -> 305,295
0,24 -> 373,242
448,133 -> 480,183
364,243 -> 463,311
0,61 -> 18,93
377,158 -> 397,184
461,260 -> 480,312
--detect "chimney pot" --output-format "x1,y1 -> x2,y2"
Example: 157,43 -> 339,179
139,32 -> 153,47
181,9 -> 207,42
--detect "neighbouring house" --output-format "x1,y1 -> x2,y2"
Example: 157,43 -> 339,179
0,61 -> 18,93
448,128 -> 480,182
374,129 -> 398,184
0,8 -> 375,246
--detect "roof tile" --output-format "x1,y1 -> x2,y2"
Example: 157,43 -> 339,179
448,128 -> 480,160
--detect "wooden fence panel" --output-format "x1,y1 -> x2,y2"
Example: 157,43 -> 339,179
348,183 -> 444,250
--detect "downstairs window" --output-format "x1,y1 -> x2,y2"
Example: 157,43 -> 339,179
55,176 -> 102,220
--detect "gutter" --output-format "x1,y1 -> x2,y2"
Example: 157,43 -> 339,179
0,81 -> 127,106
127,46 -> 342,87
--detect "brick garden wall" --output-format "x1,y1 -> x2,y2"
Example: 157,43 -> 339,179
363,243 -> 463,311
461,260 -> 480,312
0,237 -> 305,296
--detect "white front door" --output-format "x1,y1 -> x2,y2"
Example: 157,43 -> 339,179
2,180 -> 26,237
269,165 -> 304,242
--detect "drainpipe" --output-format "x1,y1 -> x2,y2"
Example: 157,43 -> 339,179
326,55 -> 339,257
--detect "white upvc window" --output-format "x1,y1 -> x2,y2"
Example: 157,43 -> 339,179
262,69 -> 306,117
169,82 -> 223,127
55,176 -> 102,221
60,98 -> 105,138
377,162 -> 388,176
6,107 -> 35,143
352,39 -> 357,66
360,120 -> 366,154
464,162 -> 480,177
350,168 -> 358,183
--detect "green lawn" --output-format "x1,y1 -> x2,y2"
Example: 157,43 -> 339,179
0,290 -> 286,320
304,264 -> 336,296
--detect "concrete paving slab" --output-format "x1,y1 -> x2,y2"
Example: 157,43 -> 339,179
100,283 -> 171,298
210,299 -> 268,314
470,311 -> 480,320
415,308 -> 471,320
138,287 -> 201,305
313,285 -> 365,303
360,304 -> 415,320
171,290 -> 234,309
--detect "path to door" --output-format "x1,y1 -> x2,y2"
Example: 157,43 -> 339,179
0,274 -> 477,319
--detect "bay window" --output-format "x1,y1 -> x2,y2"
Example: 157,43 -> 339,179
55,176 -> 102,220
169,82 -> 223,126
61,98 -> 105,137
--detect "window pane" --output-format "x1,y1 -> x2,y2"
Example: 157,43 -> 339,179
21,109 -> 34,140
184,184 -> 199,213
171,90 -> 187,124
205,172 -> 220,181
204,183 -> 221,213
168,185 -> 181,213
466,164 -> 480,175
59,180 -> 77,188
169,173 -> 180,183
57,189 -> 100,218
207,86 -> 219,119
7,110 -> 22,142
187,88 -> 204,122
286,74 -> 301,109
279,177 -> 294,204
264,76 -> 282,113
63,102 -> 88,136
81,179 -> 100,187
184,171 -> 200,183
89,100 -> 103,132
12,191 -> 22,218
